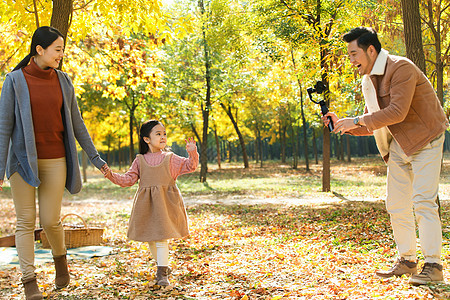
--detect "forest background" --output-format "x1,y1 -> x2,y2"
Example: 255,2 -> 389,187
2,0 -> 450,299
3,0 -> 450,189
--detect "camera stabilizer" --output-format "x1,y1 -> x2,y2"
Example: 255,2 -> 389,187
307,81 -> 334,131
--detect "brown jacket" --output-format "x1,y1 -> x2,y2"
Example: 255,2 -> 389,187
349,54 -> 448,161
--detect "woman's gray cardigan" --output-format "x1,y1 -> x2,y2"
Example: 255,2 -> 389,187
0,69 -> 106,194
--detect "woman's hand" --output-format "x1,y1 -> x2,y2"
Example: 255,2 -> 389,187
185,137 -> 196,152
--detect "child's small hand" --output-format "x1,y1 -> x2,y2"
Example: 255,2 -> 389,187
185,137 -> 196,152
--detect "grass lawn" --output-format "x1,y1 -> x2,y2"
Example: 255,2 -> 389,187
1,155 -> 450,299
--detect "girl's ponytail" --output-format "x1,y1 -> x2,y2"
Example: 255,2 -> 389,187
13,26 -> 64,71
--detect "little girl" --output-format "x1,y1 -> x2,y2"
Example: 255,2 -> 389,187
104,120 -> 198,286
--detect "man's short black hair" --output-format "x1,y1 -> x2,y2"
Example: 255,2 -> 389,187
343,27 -> 382,53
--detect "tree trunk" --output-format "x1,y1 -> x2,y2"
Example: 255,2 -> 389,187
424,0 -> 446,105
128,108 -> 135,163
320,0 -> 333,191
312,128 -> 318,164
346,135 -> 351,162
401,0 -> 426,74
50,0 -> 73,70
297,122 -> 302,157
214,127 -> 221,169
199,0 -> 211,182
300,103 -> 310,171
333,135 -> 338,159
256,126 -> 263,168
337,136 -> 341,160
255,131 -> 260,163
321,71 -> 331,191
50,0 -> 73,39
220,103 -> 249,168
436,59 -> 444,106
290,123 -> 298,169
118,136 -> 122,169
32,0 -> 40,28
288,102 -> 298,169
221,140 -> 226,163
322,126 -> 331,192
106,135 -> 111,165
280,122 -> 286,163
190,123 -> 201,144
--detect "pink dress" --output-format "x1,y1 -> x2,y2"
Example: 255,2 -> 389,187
109,149 -> 199,241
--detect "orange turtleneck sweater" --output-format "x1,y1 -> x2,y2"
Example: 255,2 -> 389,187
23,58 -> 65,159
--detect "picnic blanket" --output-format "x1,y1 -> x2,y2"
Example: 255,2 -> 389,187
0,245 -> 114,270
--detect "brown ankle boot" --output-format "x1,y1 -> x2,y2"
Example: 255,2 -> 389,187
156,266 -> 170,286
375,257 -> 417,278
53,254 -> 70,289
22,276 -> 43,300
409,262 -> 444,285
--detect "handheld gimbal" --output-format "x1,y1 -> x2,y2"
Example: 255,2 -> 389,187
307,81 -> 334,131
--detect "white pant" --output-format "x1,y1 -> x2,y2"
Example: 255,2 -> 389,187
148,240 -> 169,266
386,134 -> 444,263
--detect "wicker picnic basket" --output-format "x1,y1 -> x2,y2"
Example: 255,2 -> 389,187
40,213 -> 104,249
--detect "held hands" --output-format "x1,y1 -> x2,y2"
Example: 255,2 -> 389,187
100,164 -> 112,179
322,112 -> 361,135
185,137 -> 197,152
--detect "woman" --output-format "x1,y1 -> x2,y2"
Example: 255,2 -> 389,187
0,26 -> 109,300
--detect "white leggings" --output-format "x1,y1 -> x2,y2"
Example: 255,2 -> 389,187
148,240 -> 169,266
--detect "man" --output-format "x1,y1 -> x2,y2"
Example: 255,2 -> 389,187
324,27 -> 448,285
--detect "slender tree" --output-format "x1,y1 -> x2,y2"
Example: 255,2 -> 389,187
219,102 -> 250,168
198,0 -> 212,182
421,0 -> 450,106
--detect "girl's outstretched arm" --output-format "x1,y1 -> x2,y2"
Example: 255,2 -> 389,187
170,137 -> 199,179
105,157 -> 140,187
